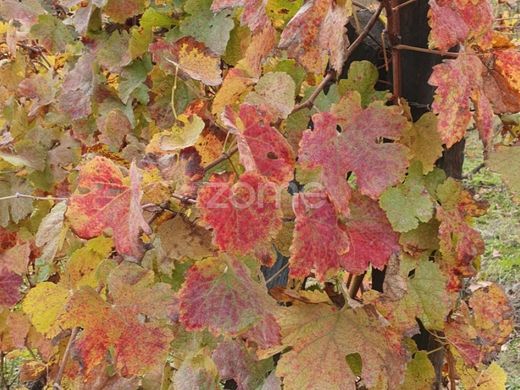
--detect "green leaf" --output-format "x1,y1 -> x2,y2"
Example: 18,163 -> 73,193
400,351 -> 435,390
180,0 -> 234,55
30,14 -> 76,52
338,60 -> 390,106
380,162 -> 435,233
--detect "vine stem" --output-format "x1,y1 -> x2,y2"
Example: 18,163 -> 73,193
265,262 -> 290,285
386,0 -> 402,99
348,273 -> 365,298
392,0 -> 417,11
345,2 -> 385,59
171,193 -> 197,204
394,44 -> 459,58
291,72 -> 335,114
203,146 -> 239,173
290,2 -> 384,115
0,193 -> 68,202
53,327 -> 79,389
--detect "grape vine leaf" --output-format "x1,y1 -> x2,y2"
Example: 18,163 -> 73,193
62,236 -> 113,289
1,247 -> 27,290
401,112 -> 443,174
179,256 -> 280,339
17,72 -> 58,116
22,282 -> 69,336
103,0 -> 145,24
60,263 -> 175,377
35,202 -> 68,262
0,0 -> 45,26
67,157 -> 151,258
341,191 -> 400,274
61,0 -> 103,35
436,179 -> 485,290
0,177 -> 33,227
223,104 -> 295,185
198,172 -> 282,256
173,353 -> 219,390
400,351 -> 435,390
371,259 -> 450,332
211,0 -> 270,33
289,191 -> 350,281
149,37 -> 222,86
297,112 -> 351,215
289,190 -> 398,280
29,14 -> 75,53
446,283 -> 513,366
58,50 -> 96,120
97,30 -> 132,73
429,54 -> 494,149
212,339 -> 274,390
332,92 -> 410,198
244,72 -> 296,119
96,109 -> 132,151
458,359 -> 507,390
399,220 -> 440,259
146,114 -> 205,153
494,49 -> 520,98
428,0 -> 493,51
279,0 -> 352,73
483,51 -> 520,114
338,60 -> 391,107
180,0 -> 234,55
0,269 -> 22,307
380,162 -> 435,233
0,241 -> 30,276
275,303 -> 406,390
157,216 -> 216,261
0,310 -> 30,352
298,92 -> 409,213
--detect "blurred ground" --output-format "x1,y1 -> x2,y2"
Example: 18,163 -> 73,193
463,131 -> 520,389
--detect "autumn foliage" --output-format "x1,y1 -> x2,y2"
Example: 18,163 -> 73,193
0,0 -> 518,389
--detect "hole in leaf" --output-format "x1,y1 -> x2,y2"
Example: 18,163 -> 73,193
345,353 -> 362,377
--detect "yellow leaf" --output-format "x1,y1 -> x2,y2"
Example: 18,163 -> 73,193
22,282 -> 69,336
63,236 -> 113,289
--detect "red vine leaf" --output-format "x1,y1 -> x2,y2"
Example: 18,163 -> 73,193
298,112 -> 352,215
446,283 -> 513,366
197,172 -> 282,257
436,179 -> 485,291
67,157 -> 151,258
179,256 -> 280,339
289,190 -> 398,280
482,48 -> 520,114
289,191 -> 350,281
0,269 -> 22,307
299,92 -> 409,212
223,104 -> 295,185
279,0 -> 352,73
429,54 -> 494,149
342,191 -> 400,274
60,263 -> 175,378
211,0 -> 270,33
428,0 -> 493,51
275,303 -> 406,389
212,339 -> 274,390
